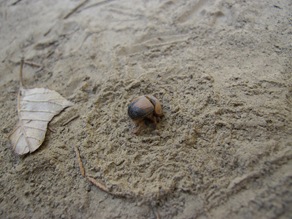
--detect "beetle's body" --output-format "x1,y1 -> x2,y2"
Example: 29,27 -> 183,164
128,95 -> 163,134
128,96 -> 154,120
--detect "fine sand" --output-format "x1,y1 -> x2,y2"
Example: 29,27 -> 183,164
0,0 -> 291,218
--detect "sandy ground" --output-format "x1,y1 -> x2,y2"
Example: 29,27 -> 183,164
0,0 -> 292,218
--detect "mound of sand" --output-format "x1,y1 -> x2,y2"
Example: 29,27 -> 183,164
0,0 -> 291,218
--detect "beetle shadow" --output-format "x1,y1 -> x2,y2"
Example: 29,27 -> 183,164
142,115 -> 166,134
144,118 -> 157,129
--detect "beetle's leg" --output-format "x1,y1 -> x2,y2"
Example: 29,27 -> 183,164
157,115 -> 163,122
133,125 -> 142,135
132,120 -> 143,135
152,116 -> 157,125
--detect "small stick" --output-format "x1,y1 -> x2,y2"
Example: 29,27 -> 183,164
19,58 -> 24,88
10,59 -> 42,68
87,176 -> 134,198
73,145 -> 134,199
87,176 -> 109,192
74,145 -> 86,177
62,115 -> 79,126
24,61 -> 42,68
63,0 -> 89,19
17,58 -> 43,89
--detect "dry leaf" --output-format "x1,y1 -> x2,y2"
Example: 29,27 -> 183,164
9,59 -> 73,155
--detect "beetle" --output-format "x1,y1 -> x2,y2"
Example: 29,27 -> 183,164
128,95 -> 163,134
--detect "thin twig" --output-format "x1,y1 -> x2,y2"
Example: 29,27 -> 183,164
19,58 -> 24,88
74,145 -> 86,177
24,61 -> 42,68
87,176 -> 109,192
73,144 -> 134,198
86,176 -> 133,198
62,115 -> 79,126
10,59 -> 42,68
12,58 -> 42,84
73,144 -> 110,192
63,0 -> 89,19
87,176 -> 134,198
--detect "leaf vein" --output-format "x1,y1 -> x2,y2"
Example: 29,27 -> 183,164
20,110 -> 56,113
23,126 -> 47,132
22,99 -> 64,105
